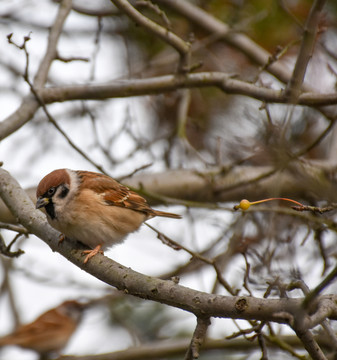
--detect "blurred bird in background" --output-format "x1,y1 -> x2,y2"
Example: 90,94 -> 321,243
0,300 -> 85,358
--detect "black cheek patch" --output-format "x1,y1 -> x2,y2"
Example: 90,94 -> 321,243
45,201 -> 56,220
58,185 -> 69,199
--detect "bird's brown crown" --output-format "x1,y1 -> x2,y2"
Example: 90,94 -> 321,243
36,169 -> 70,197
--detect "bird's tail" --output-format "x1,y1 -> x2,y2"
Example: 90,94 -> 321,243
152,210 -> 182,219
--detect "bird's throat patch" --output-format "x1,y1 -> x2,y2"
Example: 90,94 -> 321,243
45,201 -> 56,220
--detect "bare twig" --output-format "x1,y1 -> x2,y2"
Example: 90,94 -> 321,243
146,222 -> 235,294
110,0 -> 191,72
293,119 -> 335,158
257,329 -> 268,360
285,0 -> 327,102
54,334 -> 337,360
118,163 -> 153,181
242,253 -> 253,296
293,329 -> 327,360
34,0 -> 73,86
89,16 -> 103,81
136,0 -> 172,30
303,263 -> 337,309
176,89 -> 191,139
291,204 -> 335,214
184,317 -> 211,360
154,0 -> 291,83
288,280 -> 337,352
0,0 -> 72,141
56,55 -> 89,63
0,221 -> 29,234
0,258 -> 22,327
16,40 -> 108,175
0,233 -> 25,258
154,0 -> 337,130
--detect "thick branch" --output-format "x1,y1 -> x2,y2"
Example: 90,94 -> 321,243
38,73 -> 337,107
2,71 -> 337,142
0,95 -> 40,142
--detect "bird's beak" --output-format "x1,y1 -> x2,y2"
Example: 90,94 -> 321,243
36,197 -> 49,209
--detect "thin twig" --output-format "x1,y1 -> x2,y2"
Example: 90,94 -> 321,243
288,279 -> 337,352
284,0 -> 327,102
293,328 -> 327,360
110,0 -> 191,72
303,263 -> 337,309
146,222 -> 236,294
136,0 -> 172,30
34,0 -> 73,86
0,233 -> 25,258
0,0 -> 72,141
184,317 -> 211,360
0,221 -> 29,234
16,37 -> 108,175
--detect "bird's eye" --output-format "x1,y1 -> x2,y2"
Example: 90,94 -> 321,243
47,187 -> 56,196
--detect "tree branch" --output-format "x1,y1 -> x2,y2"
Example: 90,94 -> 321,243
2,69 -> 337,142
184,317 -> 210,360
33,0 -> 73,86
37,73 -> 337,107
0,0 -> 72,141
285,0 -> 327,102
110,0 -> 190,72
56,332 -> 337,359
293,328 -> 327,360
153,0 -> 337,121
154,0 -> 292,84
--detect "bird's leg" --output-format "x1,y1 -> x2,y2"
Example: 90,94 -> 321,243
82,244 -> 104,263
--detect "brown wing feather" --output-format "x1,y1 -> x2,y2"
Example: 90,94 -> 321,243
77,171 -> 128,201
77,171 -> 155,215
77,171 -> 181,219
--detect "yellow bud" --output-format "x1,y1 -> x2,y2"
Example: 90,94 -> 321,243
239,199 -> 251,210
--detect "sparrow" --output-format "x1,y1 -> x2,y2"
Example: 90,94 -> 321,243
36,169 -> 181,263
0,300 -> 84,356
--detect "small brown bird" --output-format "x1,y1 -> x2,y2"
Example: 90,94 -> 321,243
36,169 -> 181,263
0,300 -> 84,356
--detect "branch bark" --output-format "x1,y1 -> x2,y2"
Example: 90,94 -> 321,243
285,0 -> 327,102
110,0 -> 190,72
154,0 -> 293,84
36,73 -> 337,107
184,317 -> 210,360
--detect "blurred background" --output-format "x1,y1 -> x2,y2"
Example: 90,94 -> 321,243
1,0 -> 337,359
